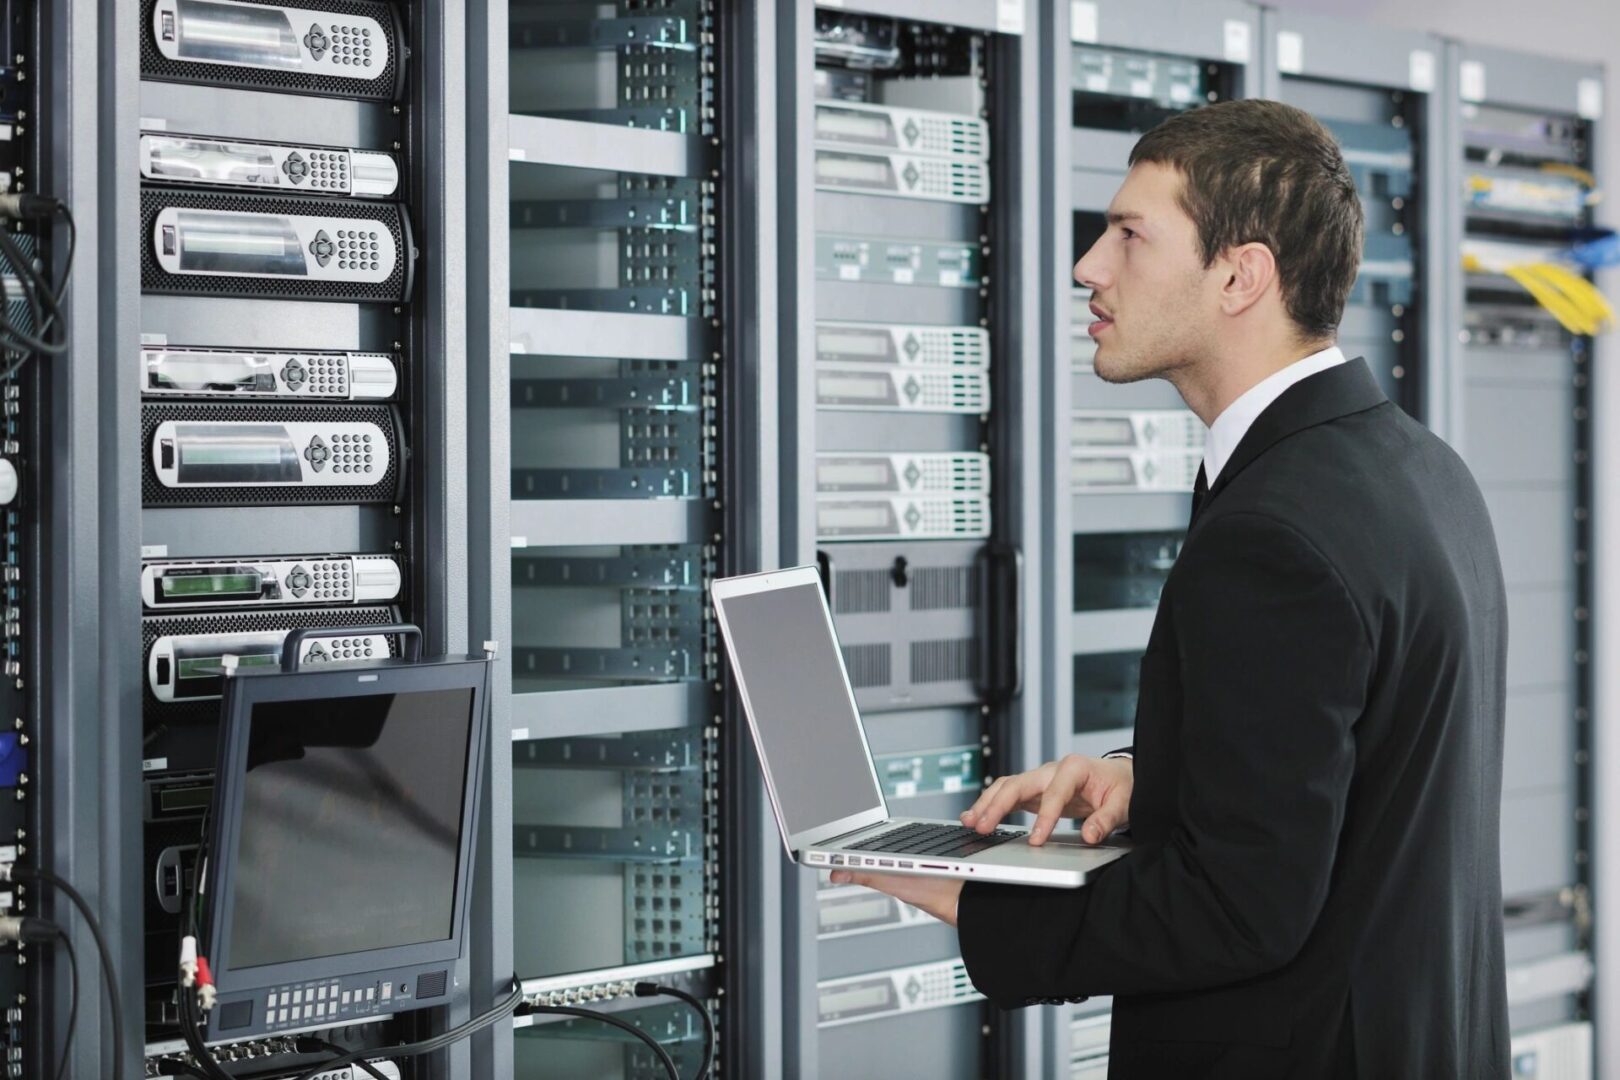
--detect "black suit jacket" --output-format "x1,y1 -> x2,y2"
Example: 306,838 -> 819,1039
959,359 -> 1510,1078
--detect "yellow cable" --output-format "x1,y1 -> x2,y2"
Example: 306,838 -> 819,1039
1505,265 -> 1597,335
1540,161 -> 1598,188
1535,263 -> 1614,325
1527,263 -> 1614,331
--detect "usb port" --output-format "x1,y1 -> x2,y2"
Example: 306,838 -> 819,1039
829,855 -> 844,865
898,860 -> 913,868
878,859 -> 894,867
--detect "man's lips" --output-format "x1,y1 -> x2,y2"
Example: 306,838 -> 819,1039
1088,302 -> 1114,337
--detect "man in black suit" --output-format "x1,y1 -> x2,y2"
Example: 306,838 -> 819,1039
829,99 -> 1510,1076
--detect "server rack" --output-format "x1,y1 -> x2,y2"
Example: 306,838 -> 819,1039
1258,8 -> 1446,433
463,1 -> 776,1076
1041,3 -> 1259,1074
777,2 -> 1043,1077
1443,43 -> 1603,1070
110,0 -> 471,1076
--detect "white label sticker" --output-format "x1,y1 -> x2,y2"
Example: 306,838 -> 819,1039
943,775 -> 964,793
1170,83 -> 1194,104
511,727 -> 530,742
891,267 -> 914,285
1223,20 -> 1251,65
839,264 -> 861,281
140,116 -> 168,131
142,758 -> 169,773
820,0 -> 845,7
508,147 -> 526,161
511,535 -> 528,548
938,269 -> 961,287
140,332 -> 169,346
140,544 -> 170,558
1578,77 -> 1604,120
1460,60 -> 1487,103
996,0 -> 1024,35
895,781 -> 917,799
1276,31 -> 1304,75
1070,1 -> 1099,44
1408,49 -> 1436,93
1085,74 -> 1109,93
1128,78 -> 1154,99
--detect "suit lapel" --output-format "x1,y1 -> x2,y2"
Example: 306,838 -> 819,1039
1204,356 -> 1388,506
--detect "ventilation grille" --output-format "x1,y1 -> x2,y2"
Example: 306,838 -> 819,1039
141,402 -> 402,507
140,188 -> 413,303
842,643 -> 891,688
834,570 -> 892,614
416,970 -> 448,1000
140,0 -> 404,102
909,566 -> 977,611
911,638 -> 977,684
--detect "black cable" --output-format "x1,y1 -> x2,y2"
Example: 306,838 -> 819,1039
0,225 -> 63,356
637,982 -> 714,1080
285,981 -> 527,1080
300,1038 -> 392,1080
52,931 -> 77,1080
517,1001 -> 680,1080
0,197 -> 74,377
8,868 -> 123,1080
176,983 -> 234,1080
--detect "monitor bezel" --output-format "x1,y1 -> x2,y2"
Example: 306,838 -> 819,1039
202,656 -> 491,997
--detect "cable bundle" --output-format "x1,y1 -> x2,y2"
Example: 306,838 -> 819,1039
1461,247 -> 1615,336
0,194 -> 75,376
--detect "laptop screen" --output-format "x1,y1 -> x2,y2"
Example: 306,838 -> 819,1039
717,582 -> 884,838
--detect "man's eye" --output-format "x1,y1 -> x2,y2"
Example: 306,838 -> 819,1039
1120,227 -> 1137,240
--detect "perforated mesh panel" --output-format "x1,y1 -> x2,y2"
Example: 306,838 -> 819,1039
911,638 -> 977,684
141,605 -> 400,724
833,569 -> 892,615
140,0 -> 404,102
141,402 -> 402,506
841,643 -> 891,689
909,566 -> 978,611
140,188 -> 414,303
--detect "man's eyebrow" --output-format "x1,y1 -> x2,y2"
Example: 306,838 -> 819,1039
1105,210 -> 1144,226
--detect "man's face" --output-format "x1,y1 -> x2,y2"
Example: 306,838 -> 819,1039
1074,162 -> 1218,384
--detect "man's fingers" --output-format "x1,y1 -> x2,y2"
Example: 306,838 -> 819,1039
1081,786 -> 1130,843
1030,756 -> 1089,844
968,772 -> 1036,833
960,776 -> 1006,826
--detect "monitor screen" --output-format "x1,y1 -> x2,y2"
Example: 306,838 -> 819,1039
717,583 -> 884,838
226,686 -> 475,970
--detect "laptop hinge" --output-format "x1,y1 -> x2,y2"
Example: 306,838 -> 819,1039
814,823 -> 880,849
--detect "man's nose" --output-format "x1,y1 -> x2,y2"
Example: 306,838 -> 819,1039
1073,240 -> 1109,290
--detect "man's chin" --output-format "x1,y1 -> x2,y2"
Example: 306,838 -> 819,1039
1093,352 -> 1155,385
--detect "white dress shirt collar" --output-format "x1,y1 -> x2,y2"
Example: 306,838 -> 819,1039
1203,345 -> 1347,484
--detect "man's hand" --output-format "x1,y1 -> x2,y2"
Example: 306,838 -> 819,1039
826,755 -> 1131,927
827,869 -> 964,926
961,754 -> 1133,845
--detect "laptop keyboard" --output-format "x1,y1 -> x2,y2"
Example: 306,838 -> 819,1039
841,822 -> 1020,860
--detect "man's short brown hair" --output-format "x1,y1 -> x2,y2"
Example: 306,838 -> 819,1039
1128,98 -> 1364,342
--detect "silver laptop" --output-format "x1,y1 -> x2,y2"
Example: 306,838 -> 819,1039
711,565 -> 1129,888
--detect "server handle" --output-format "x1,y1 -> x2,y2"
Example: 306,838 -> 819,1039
280,623 -> 422,672
975,543 -> 1023,704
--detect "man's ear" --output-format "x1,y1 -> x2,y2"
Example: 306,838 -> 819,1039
1217,241 -> 1278,318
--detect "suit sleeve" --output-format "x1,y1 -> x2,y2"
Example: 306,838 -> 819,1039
957,510 -> 1373,1005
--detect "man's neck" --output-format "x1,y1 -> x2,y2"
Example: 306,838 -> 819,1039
1171,338 -> 1336,426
